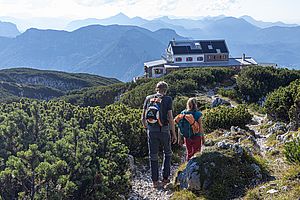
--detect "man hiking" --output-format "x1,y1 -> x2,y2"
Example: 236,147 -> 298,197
141,81 -> 177,188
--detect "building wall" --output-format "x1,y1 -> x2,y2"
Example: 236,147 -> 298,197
173,53 -> 229,64
205,53 -> 229,62
173,54 -> 205,64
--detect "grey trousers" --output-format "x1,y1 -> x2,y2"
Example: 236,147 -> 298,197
147,128 -> 172,182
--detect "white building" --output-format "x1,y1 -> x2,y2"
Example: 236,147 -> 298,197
144,39 -> 259,78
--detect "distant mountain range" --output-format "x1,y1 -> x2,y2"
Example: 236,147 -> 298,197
240,15 -> 299,28
0,13 -> 299,80
0,20 -> 20,37
64,13 -> 300,70
0,25 -> 184,81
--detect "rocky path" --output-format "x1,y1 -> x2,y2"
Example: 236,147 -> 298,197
128,162 -> 180,200
246,114 -> 269,154
128,164 -> 179,200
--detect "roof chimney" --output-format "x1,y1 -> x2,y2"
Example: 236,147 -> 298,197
242,53 -> 246,61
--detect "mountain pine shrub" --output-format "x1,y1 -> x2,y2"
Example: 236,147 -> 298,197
284,137 -> 300,164
265,79 -> 300,122
203,105 -> 252,133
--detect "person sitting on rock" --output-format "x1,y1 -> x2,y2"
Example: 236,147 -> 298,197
176,98 -> 205,161
141,81 -> 177,188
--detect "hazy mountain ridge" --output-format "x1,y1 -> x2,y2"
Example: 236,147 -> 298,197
0,20 -> 20,37
240,15 -> 299,28
64,14 -> 300,68
0,14 -> 299,81
0,25 -> 184,81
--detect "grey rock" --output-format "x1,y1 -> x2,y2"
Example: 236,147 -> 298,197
287,122 -> 297,131
248,135 -> 256,142
217,140 -> 235,149
231,126 -> 237,133
128,154 -> 136,176
177,160 -> 204,191
217,141 -> 231,149
211,97 -> 230,108
232,143 -> 244,156
281,186 -> 289,191
251,163 -> 262,179
223,131 -> 231,137
266,189 -> 278,194
267,122 -> 287,136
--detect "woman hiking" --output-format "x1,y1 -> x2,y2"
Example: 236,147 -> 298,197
175,98 -> 205,161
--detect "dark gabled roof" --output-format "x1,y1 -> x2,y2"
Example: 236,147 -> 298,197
169,40 -> 229,55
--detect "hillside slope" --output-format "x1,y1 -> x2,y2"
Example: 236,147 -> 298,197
0,68 -> 120,102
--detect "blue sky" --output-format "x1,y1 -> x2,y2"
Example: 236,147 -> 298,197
0,0 -> 299,24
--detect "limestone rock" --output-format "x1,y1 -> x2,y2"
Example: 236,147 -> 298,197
211,96 -> 230,108
177,160 -> 205,191
267,122 -> 287,137
217,141 -> 232,149
266,189 -> 278,194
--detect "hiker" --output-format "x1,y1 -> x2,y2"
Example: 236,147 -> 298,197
175,98 -> 205,161
141,81 -> 177,188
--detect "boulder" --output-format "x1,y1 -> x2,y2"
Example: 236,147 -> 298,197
287,122 -> 297,131
175,149 -> 266,200
267,122 -> 287,137
231,126 -> 247,135
223,131 -> 231,137
232,143 -> 244,156
266,189 -> 278,194
217,141 -> 232,149
177,160 -> 203,191
211,96 -> 230,108
251,163 -> 262,180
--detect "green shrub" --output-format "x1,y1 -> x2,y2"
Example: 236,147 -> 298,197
173,96 -> 189,115
203,105 -> 252,133
237,66 -> 300,102
247,103 -> 266,115
265,79 -> 300,122
171,190 -> 199,200
61,83 -> 128,107
284,137 -> 300,164
120,67 -> 237,108
217,88 -> 240,102
0,99 -> 144,199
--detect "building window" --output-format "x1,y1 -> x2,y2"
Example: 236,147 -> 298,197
154,68 -> 163,74
197,57 -> 203,61
186,57 -> 193,62
175,57 -> 182,62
